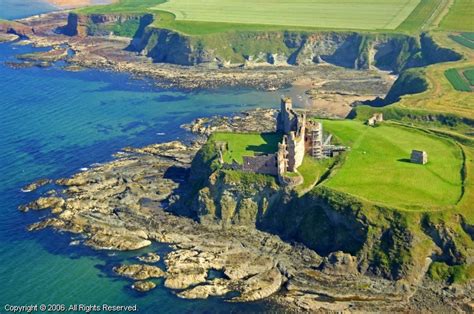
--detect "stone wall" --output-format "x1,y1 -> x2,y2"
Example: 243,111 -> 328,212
242,154 -> 278,175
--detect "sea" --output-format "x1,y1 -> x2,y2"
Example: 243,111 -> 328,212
0,2 -> 303,313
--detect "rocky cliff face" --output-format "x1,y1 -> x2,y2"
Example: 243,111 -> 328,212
61,12 -> 460,73
129,29 -> 424,71
61,12 -> 152,37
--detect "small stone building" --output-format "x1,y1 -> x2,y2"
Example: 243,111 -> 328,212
411,150 -> 428,165
367,113 -> 383,126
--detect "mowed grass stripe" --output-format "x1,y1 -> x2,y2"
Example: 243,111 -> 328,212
463,69 -> 474,85
153,0 -> 421,30
445,68 -> 472,92
320,120 -> 463,209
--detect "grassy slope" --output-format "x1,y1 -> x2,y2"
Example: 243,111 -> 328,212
388,32 -> 474,119
211,132 -> 281,164
321,120 -> 463,210
295,156 -> 333,194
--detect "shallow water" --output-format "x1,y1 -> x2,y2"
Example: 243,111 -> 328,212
0,40 -> 292,311
0,3 -> 311,311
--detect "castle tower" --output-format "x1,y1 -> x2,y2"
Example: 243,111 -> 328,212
277,137 -> 288,177
277,97 -> 294,134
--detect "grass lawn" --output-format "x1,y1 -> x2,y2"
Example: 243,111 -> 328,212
211,132 -> 282,164
152,0 -> 420,31
439,0 -> 474,32
320,120 -> 463,210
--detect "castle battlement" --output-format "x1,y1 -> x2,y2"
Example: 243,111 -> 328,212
242,97 -> 338,185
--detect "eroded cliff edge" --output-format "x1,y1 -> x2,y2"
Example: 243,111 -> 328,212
61,11 -> 461,71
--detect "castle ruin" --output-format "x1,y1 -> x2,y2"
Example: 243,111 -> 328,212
241,97 -> 335,184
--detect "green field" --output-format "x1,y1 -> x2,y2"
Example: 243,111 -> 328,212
152,0 -> 421,31
463,68 -> 474,85
320,120 -> 463,209
211,132 -> 281,164
80,0 -> 164,13
395,0 -> 443,32
445,68 -> 472,92
449,34 -> 474,49
439,0 -> 474,32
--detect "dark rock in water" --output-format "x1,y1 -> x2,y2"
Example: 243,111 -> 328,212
0,33 -> 19,43
114,264 -> 166,280
132,280 -> 156,292
137,252 -> 160,263
21,178 -> 51,192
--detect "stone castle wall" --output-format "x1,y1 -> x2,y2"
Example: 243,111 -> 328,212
242,154 -> 278,175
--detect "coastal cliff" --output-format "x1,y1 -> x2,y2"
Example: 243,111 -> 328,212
176,113 -> 473,287
61,12 -> 461,72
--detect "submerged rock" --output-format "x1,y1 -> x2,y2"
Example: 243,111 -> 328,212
21,178 -> 51,192
137,252 -> 161,263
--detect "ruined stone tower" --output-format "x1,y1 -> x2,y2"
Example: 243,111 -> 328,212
277,97 -> 297,134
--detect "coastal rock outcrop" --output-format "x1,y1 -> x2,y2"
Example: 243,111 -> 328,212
113,264 -> 166,280
137,252 -> 161,263
132,280 -> 157,292
320,251 -> 359,275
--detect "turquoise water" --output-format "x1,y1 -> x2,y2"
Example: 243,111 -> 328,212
0,0 -> 55,19
0,2 -> 298,310
0,42 -> 286,312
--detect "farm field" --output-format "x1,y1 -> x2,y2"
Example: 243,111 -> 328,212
449,33 -> 474,49
211,132 -> 282,164
463,68 -> 474,85
439,0 -> 474,32
445,68 -> 472,92
152,0 -> 421,31
320,120 -> 463,210
79,0 -> 164,13
395,0 -> 443,32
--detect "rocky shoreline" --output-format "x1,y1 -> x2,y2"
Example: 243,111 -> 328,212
19,111 -> 472,311
0,12 -> 395,118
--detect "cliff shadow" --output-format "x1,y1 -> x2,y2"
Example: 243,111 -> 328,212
126,14 -> 155,52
